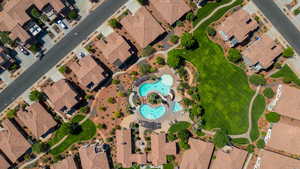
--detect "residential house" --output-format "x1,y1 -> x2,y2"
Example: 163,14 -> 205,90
44,79 -> 80,114
149,0 -> 191,25
0,155 -> 10,169
242,34 -> 283,71
69,55 -> 107,90
79,144 -> 110,169
216,9 -> 258,47
259,150 -> 300,169
17,102 -> 57,138
51,156 -> 77,169
120,7 -> 165,48
116,129 -> 147,168
149,132 -> 176,166
0,119 -> 31,163
210,147 -> 248,169
180,138 -> 214,169
94,32 -> 134,69
273,84 -> 300,121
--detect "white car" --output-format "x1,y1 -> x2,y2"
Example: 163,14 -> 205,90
57,20 -> 68,29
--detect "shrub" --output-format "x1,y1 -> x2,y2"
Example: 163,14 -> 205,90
139,63 -> 156,75
29,90 -> 44,102
147,93 -> 162,104
177,129 -> 191,142
114,111 -> 123,118
58,66 -> 71,74
265,112 -> 280,123
263,88 -> 275,98
141,46 -> 156,57
176,20 -> 184,27
156,56 -> 165,65
256,139 -> 265,149
0,31 -> 13,45
246,144 -> 255,153
186,12 -> 195,21
112,79 -> 120,85
207,27 -> 216,37
213,129 -> 230,148
29,44 -> 40,53
108,18 -> 121,29
79,106 -> 90,114
166,155 -> 175,162
282,47 -> 294,58
67,10 -> 79,20
181,32 -> 197,49
97,123 -> 107,130
32,142 -> 50,153
107,97 -> 116,104
227,48 -> 242,63
31,8 -> 41,19
249,74 -> 266,86
6,108 -> 18,119
98,106 -> 107,112
167,51 -> 183,68
169,35 -> 179,44
178,140 -> 190,150
167,133 -> 177,141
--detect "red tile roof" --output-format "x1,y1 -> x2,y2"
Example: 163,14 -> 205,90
0,155 -> 10,169
17,102 -> 57,138
51,156 -> 77,169
120,7 -> 165,48
79,144 -> 110,169
0,119 -> 31,162
260,150 -> 300,169
69,55 -> 105,89
150,0 -> 191,25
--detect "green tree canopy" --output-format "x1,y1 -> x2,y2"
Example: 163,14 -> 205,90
263,88 -> 275,98
108,18 -> 122,29
213,129 -> 230,148
265,112 -> 280,123
167,50 -> 184,69
256,139 -> 265,149
186,12 -> 195,21
180,32 -> 197,49
227,48 -> 242,63
0,31 -> 13,45
249,74 -> 266,86
67,10 -> 79,20
29,90 -> 44,102
282,47 -> 294,58
32,142 -> 50,153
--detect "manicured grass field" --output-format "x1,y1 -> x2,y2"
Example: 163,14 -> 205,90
271,65 -> 300,86
168,121 -> 191,134
232,137 -> 250,145
250,95 -> 265,141
170,0 -> 255,135
49,114 -> 96,155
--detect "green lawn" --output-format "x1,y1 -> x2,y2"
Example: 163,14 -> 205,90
163,163 -> 174,169
168,121 -> 191,134
169,0 -> 253,135
49,114 -> 96,155
232,138 -> 250,145
250,95 -> 265,141
271,65 -> 300,86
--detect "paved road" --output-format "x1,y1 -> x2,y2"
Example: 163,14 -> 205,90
252,0 -> 300,54
0,0 -> 128,112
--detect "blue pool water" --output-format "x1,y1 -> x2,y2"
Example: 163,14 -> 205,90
140,104 -> 166,120
173,102 -> 183,112
139,74 -> 173,97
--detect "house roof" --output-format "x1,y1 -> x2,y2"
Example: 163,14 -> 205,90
180,138 -> 214,169
120,7 -> 165,48
260,150 -> 300,169
150,132 -> 176,166
32,0 -> 65,12
79,144 -> 110,169
216,9 -> 258,42
116,129 -> 147,168
69,55 -> 105,89
43,79 -> 78,112
17,102 -> 57,138
94,32 -> 132,66
50,156 -> 77,169
242,34 -> 283,68
210,147 -> 248,169
274,84 -> 300,120
267,122 -> 300,155
0,155 -> 10,169
0,119 -> 31,162
150,0 -> 191,25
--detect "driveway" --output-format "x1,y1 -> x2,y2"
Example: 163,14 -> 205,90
0,0 -> 128,112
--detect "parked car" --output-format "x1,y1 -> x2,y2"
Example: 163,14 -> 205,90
57,20 -> 68,29
18,46 -> 30,55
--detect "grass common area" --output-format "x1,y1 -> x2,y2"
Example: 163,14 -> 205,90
250,95 -> 265,141
48,115 -> 96,156
271,65 -> 300,87
168,121 -> 191,134
168,0 -> 259,135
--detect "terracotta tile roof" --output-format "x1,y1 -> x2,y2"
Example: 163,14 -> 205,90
79,144 -> 110,169
210,147 -> 248,169
150,133 -> 176,166
116,129 -> 147,168
5,0 -> 32,25
242,34 -> 283,68
51,156 -> 77,169
43,79 -> 79,112
180,138 -> 214,169
94,32 -> 132,66
0,119 -> 31,162
274,85 -> 300,120
150,0 -> 191,25
69,55 -> 105,89
9,25 -> 31,42
120,7 -> 165,48
260,150 -> 300,169
0,155 -> 10,169
267,122 -> 300,155
216,9 -> 258,42
32,0 -> 65,12
17,102 -> 57,138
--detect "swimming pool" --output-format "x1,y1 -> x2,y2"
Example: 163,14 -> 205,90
173,102 -> 183,112
139,74 -> 173,97
140,104 -> 166,120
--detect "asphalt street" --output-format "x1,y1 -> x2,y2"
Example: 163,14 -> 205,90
252,0 -> 300,54
0,0 -> 128,112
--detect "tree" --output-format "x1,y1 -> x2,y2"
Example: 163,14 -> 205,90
256,139 -> 265,149
32,142 -> 50,153
79,106 -> 90,114
265,112 -> 280,123
169,35 -> 179,44
114,111 -> 123,118
282,47 -> 294,58
97,123 -> 107,129
6,108 -> 18,119
108,18 -> 122,29
107,97 -> 116,104
28,44 -> 40,53
207,27 -> 216,37
227,48 -> 242,63
246,144 -> 255,153
249,74 -> 266,86
0,31 -> 13,45
156,56 -> 165,65
58,66 -> 71,74
181,32 -> 197,49
67,10 -> 79,20
68,122 -> 83,135
182,98 -> 193,107
139,63 -> 156,75
167,51 -> 183,68
213,129 -> 230,148
31,8 -> 41,19
166,155 -> 175,162
263,88 -> 275,98
167,133 -> 177,141
29,90 -> 44,102
147,93 -> 162,104
178,140 -> 190,150
186,12 -> 195,21
177,129 -> 191,142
